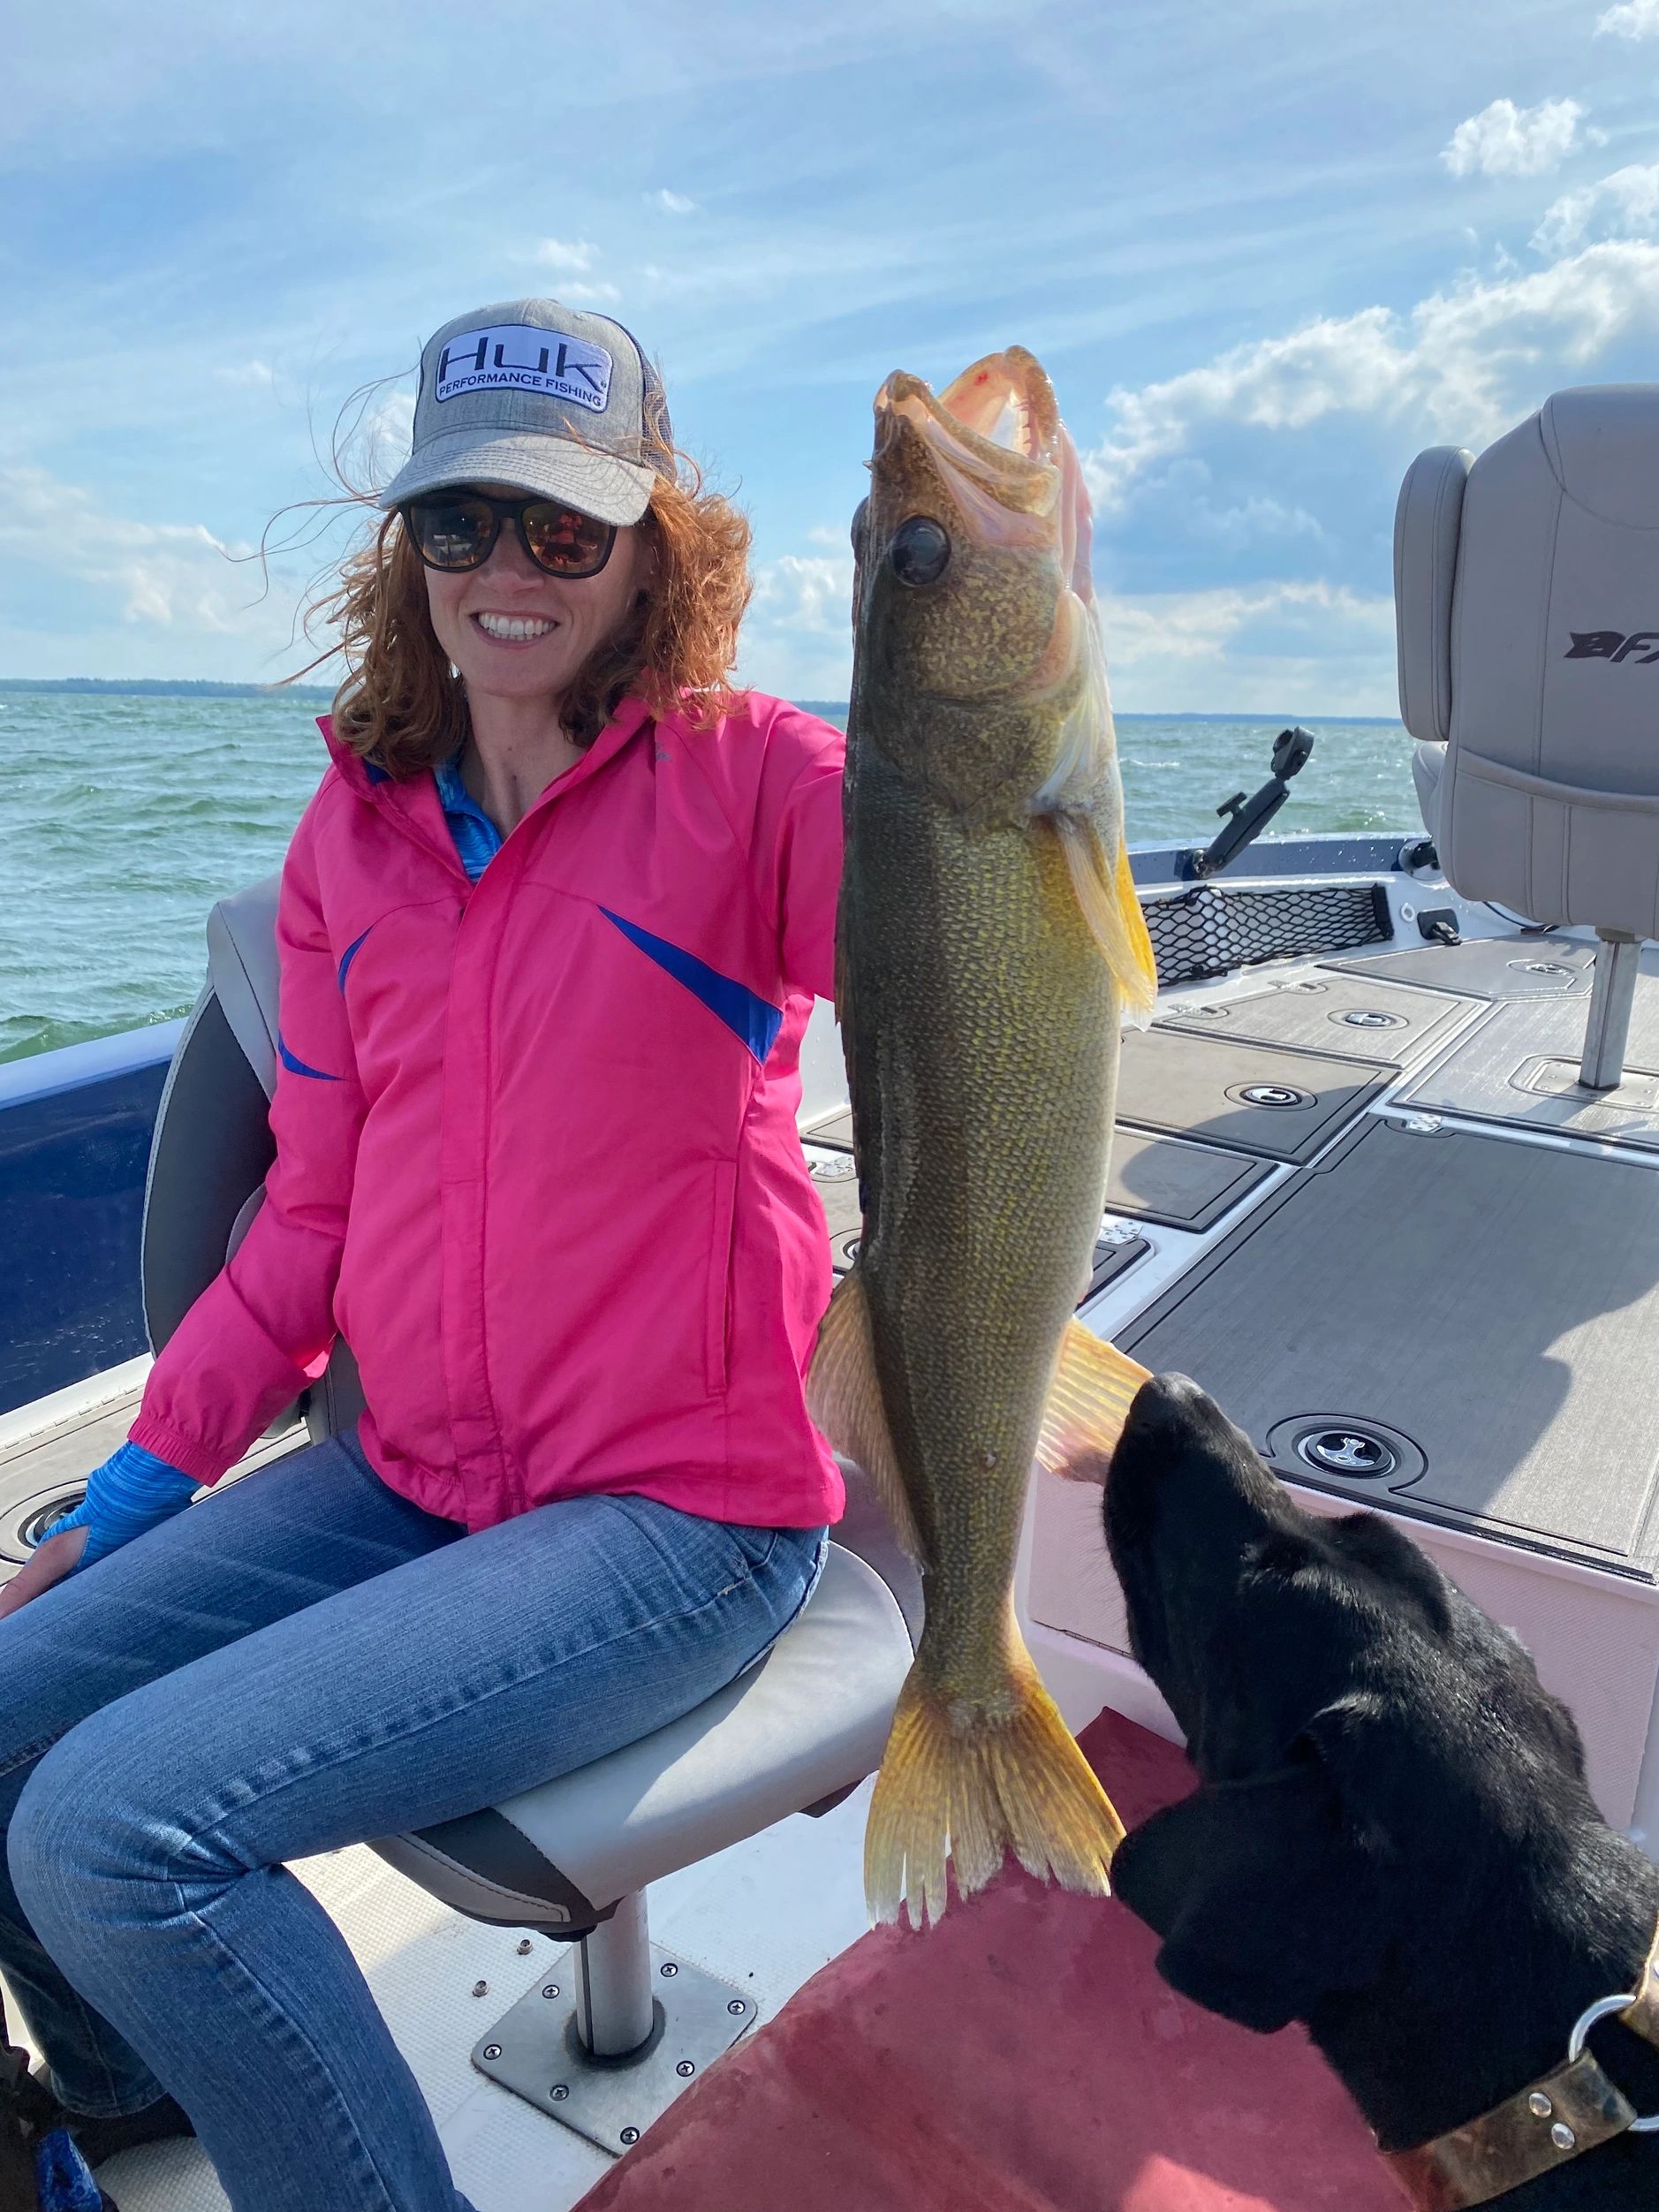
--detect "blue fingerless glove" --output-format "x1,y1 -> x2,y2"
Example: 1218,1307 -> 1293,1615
34,2125 -> 102,2212
53,1443 -> 200,1571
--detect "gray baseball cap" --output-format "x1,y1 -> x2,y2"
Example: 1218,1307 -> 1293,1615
379,299 -> 670,526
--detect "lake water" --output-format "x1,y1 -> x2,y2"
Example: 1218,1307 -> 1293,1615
0,689 -> 1420,1064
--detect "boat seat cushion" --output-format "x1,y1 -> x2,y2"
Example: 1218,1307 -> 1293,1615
1394,443 -> 1470,749
206,874 -> 281,1102
1395,386 -> 1659,936
370,1543 -> 913,1929
143,871 -> 363,1441
1411,739 -> 1444,845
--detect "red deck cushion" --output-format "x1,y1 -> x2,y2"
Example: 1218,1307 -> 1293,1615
574,1707 -> 1408,2210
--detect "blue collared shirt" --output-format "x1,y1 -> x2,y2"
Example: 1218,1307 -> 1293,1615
434,747 -> 504,883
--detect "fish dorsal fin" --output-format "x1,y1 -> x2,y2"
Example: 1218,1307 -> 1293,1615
1056,820 -> 1159,1025
1036,1319 -> 1152,1476
807,1269 -> 928,1567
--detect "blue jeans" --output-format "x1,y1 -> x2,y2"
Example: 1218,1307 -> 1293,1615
0,1430 -> 826,2212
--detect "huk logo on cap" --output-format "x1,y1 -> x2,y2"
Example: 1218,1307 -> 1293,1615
434,324 -> 613,413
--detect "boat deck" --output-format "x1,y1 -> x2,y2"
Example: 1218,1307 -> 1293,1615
9,861 -> 1659,2206
1031,911 -> 1659,1852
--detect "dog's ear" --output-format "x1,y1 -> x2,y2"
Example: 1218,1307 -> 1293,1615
1113,1710 -> 1393,2034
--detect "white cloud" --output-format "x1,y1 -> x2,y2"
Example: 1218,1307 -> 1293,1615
1193,490 -> 1329,549
1099,581 -> 1398,715
649,188 -> 697,215
1102,580 -> 1385,663
1084,240 -> 1659,508
215,359 -> 276,389
1597,0 -> 1659,35
748,551 -> 854,635
0,466 -> 284,635
738,549 -> 856,698
1441,97 -> 1587,179
533,237 -> 599,272
1532,163 -> 1659,255
526,239 -> 621,306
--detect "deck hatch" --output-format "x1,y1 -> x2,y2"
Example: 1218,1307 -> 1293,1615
1104,1128 -> 1275,1231
1115,1028 -> 1391,1163
1157,972 -> 1478,1067
1328,933 -> 1596,998
1401,966 -> 1659,1151
1117,1117 -> 1659,1577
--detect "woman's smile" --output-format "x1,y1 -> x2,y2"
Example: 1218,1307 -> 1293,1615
471,610 -> 559,644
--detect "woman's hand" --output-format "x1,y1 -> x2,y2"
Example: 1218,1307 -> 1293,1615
0,1444 -> 198,1621
0,1525 -> 89,1619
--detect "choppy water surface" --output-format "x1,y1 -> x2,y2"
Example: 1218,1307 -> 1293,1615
0,691 -> 1419,1064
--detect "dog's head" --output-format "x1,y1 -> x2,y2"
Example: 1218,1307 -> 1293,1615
1102,1374 -> 1600,2038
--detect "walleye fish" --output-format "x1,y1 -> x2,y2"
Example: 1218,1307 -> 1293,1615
807,347 -> 1157,1930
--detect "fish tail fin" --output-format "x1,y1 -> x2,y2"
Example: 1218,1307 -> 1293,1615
1036,1318 -> 1151,1477
1056,817 -> 1159,1026
867,1618 -> 1125,1929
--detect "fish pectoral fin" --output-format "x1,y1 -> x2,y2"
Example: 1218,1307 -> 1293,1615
1056,817 -> 1159,1026
1036,1318 -> 1151,1479
807,1270 -> 927,1566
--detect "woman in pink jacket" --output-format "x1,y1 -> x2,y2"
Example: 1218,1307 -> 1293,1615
0,299 -> 845,2212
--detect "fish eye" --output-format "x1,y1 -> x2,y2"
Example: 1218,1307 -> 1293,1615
889,515 -> 951,588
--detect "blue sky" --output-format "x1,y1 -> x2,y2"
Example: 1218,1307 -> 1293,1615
5,0 -> 1659,710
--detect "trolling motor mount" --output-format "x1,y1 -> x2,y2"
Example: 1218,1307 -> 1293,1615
1188,725 -> 1315,879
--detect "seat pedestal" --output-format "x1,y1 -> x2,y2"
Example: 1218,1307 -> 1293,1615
472,1890 -> 756,2156
1580,929 -> 1643,1091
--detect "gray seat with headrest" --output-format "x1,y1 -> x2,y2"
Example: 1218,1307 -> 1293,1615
1395,385 -> 1659,1087
140,875 -> 919,2152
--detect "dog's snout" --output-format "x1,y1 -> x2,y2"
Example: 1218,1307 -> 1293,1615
1120,1371 -> 1218,1452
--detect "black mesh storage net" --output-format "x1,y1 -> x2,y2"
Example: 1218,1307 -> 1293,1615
1142,881 -> 1392,989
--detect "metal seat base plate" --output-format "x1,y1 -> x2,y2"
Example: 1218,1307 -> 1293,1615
472,1943 -> 756,2156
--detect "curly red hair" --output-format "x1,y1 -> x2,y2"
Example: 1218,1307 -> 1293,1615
304,412 -> 753,775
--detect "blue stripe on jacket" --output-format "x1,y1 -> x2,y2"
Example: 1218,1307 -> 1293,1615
337,927 -> 372,990
600,908 -> 784,1062
277,1034 -> 341,1082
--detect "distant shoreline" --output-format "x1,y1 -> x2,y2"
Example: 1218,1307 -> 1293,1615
0,678 -> 337,700
0,679 -> 1399,724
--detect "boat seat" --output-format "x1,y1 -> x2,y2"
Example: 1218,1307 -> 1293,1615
140,873 -> 919,2153
1395,384 -> 1659,1087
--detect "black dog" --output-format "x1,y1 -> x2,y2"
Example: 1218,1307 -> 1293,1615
1100,1374 -> 1659,2207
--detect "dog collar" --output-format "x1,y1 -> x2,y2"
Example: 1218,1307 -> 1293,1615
1386,1914 -> 1659,2208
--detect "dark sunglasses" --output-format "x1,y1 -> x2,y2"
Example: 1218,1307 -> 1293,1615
401,490 -> 617,579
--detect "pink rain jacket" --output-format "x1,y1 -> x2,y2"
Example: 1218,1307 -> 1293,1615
129,694 -> 848,1534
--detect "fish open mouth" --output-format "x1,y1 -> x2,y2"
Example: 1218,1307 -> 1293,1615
875,350 -> 1062,551
936,349 -> 1059,465
869,344 -> 1102,710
